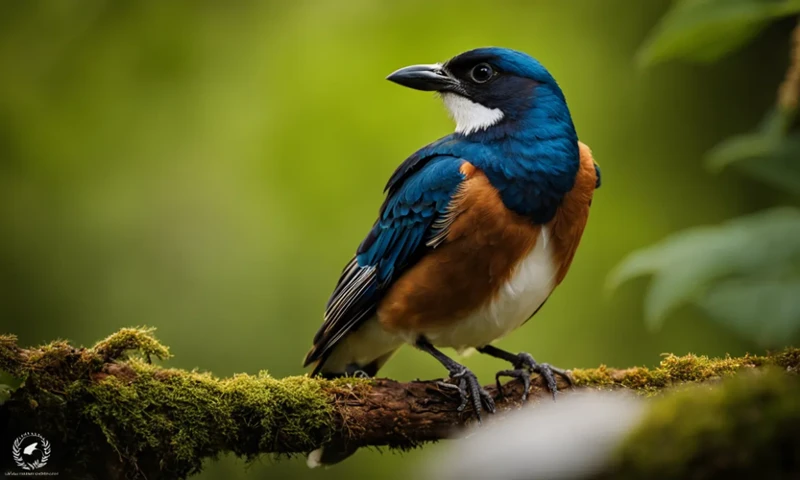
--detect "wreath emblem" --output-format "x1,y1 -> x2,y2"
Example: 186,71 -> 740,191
11,432 -> 51,471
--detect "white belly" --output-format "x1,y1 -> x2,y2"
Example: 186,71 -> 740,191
319,317 -> 403,374
320,229 -> 555,373
424,228 -> 556,352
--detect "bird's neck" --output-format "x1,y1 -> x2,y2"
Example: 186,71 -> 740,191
465,87 -> 580,224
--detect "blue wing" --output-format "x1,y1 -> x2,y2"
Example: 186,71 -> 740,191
305,154 -> 467,369
383,135 -> 459,194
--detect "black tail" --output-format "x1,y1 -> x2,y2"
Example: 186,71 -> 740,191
313,356 -> 386,379
306,352 -> 395,467
307,442 -> 359,468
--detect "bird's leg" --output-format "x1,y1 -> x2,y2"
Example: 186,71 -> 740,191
415,337 -> 495,422
476,345 -> 572,401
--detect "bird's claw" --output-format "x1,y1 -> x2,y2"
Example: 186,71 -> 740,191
446,366 -> 495,422
434,380 -> 469,412
497,352 -> 572,402
495,368 -> 532,401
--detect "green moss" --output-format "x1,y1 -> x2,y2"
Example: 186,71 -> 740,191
0,328 -> 172,389
606,369 -> 800,479
571,348 -> 800,394
0,334 -> 22,377
74,360 -> 344,477
1,328 -> 362,478
766,348 -> 800,371
92,327 -> 171,362
2,330 -> 797,479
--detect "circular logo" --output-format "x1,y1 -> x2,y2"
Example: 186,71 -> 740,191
11,432 -> 51,471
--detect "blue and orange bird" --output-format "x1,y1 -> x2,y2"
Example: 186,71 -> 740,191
303,47 -> 600,465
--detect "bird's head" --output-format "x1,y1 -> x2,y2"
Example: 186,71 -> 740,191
387,47 -> 571,137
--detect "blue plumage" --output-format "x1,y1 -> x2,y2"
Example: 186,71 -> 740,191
311,156 -> 467,361
304,47 -> 603,468
360,155 -> 465,283
306,47 -> 582,371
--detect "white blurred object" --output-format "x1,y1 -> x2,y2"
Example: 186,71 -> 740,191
427,391 -> 646,480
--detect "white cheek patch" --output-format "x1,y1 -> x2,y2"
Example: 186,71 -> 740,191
441,92 -> 504,135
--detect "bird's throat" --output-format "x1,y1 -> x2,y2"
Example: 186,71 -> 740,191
441,93 -> 504,135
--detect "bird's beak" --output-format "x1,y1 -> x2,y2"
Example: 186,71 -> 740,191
386,64 -> 458,92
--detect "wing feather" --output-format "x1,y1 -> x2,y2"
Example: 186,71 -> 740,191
304,155 -> 468,369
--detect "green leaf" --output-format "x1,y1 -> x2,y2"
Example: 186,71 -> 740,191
698,279 -> 800,347
729,137 -> 800,195
608,207 -> 800,331
608,227 -> 723,329
707,109 -> 800,195
638,0 -> 800,67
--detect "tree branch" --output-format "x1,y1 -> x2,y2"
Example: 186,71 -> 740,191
0,329 -> 798,479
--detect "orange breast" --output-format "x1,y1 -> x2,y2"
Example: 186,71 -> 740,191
378,163 -> 541,333
548,142 -> 597,285
378,143 -> 597,335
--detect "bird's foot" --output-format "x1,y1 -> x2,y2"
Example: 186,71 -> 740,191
441,366 -> 495,422
344,363 -> 371,378
496,352 -> 572,402
414,337 -> 494,421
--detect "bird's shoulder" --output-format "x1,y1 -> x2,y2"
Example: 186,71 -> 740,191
360,153 -> 471,277
383,134 -> 494,193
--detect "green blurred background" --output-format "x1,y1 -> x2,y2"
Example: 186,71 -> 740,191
0,1 -> 793,479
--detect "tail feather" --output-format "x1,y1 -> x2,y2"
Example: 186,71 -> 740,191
305,351 -> 397,467
309,350 -> 396,379
307,443 -> 359,468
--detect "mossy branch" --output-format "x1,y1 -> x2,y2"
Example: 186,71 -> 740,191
0,329 -> 798,479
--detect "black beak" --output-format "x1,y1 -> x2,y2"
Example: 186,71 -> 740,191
386,64 -> 458,92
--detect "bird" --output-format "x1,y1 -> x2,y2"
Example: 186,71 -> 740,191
303,47 -> 600,466
23,442 -> 39,456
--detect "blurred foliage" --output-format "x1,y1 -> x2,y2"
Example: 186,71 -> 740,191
609,207 -> 800,345
0,1 -> 796,479
638,0 -> 800,65
613,4 -> 800,348
708,108 -> 800,195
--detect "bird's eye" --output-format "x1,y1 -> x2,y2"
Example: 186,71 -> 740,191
470,63 -> 494,83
